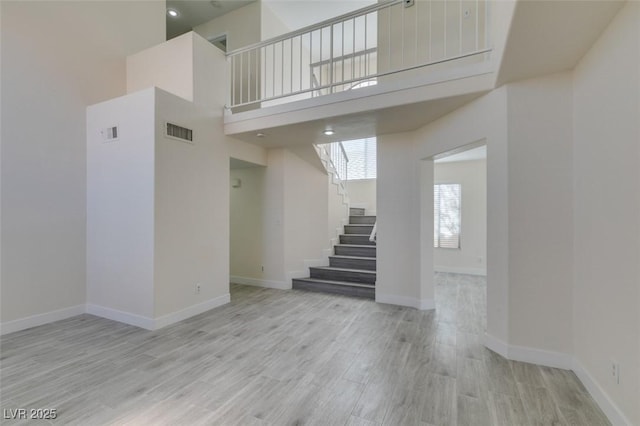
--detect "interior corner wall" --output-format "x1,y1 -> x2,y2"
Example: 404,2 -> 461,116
283,149 -> 329,280
258,147 -> 331,288
345,179 -> 377,215
506,72 -> 574,356
127,32 -> 194,103
327,172 -> 348,246
230,166 -> 266,280
0,1 -> 164,326
434,159 -> 487,275
262,148 -> 287,285
193,1 -> 261,51
572,2 -> 640,424
261,1 -> 291,40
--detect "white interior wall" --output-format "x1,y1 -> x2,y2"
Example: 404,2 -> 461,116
86,89 -> 156,320
283,149 -> 330,281
193,1 -> 262,51
230,166 -> 266,280
237,146 -> 334,289
346,179 -> 377,215
127,31 -> 226,112
261,148 -> 287,285
506,72 -> 574,356
572,2 -> 640,424
377,132 -> 424,308
153,89 -> 230,319
412,89 -> 509,342
434,159 -> 486,275
261,1 -> 291,40
127,33 -> 194,104
327,173 -> 348,246
0,1 -> 164,330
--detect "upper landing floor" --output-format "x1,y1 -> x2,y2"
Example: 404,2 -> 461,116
127,0 -> 624,149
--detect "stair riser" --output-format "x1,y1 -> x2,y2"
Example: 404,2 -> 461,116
334,246 -> 376,257
330,257 -> 376,271
293,280 -> 374,299
310,268 -> 376,284
349,208 -> 365,216
340,235 -> 376,245
349,216 -> 376,225
344,225 -> 374,235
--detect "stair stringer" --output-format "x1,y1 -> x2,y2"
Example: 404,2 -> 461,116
314,144 -> 351,247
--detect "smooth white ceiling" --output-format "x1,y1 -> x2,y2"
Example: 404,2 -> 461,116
166,0 -> 255,40
496,0 -> 623,86
262,0 -> 376,33
435,146 -> 486,163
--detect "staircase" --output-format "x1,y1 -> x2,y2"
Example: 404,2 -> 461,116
293,208 -> 377,299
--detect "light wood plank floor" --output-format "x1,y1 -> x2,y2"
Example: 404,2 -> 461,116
1,273 -> 609,425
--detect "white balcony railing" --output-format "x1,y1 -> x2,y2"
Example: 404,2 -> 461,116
226,0 -> 491,110
315,141 -> 349,189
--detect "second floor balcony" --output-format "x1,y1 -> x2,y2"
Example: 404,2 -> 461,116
224,0 -> 499,141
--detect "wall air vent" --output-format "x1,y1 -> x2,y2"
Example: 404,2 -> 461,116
100,126 -> 119,143
165,122 -> 193,143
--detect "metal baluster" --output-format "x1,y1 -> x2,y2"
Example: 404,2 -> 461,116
459,0 -> 463,54
329,24 -> 334,93
429,0 -> 432,61
232,55 -> 236,107
364,13 -> 368,77
388,6 -> 392,72
352,18 -> 356,82
475,0 -> 479,51
444,0 -> 448,57
342,21 -> 345,86
401,3 -> 405,68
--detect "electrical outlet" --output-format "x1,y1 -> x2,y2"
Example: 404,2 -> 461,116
195,283 -> 201,294
611,360 -> 620,384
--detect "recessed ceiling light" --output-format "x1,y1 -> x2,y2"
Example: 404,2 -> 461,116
323,129 -> 335,136
256,133 -> 265,138
167,8 -> 179,18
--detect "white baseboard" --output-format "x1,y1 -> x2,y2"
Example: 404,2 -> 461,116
231,275 -> 290,290
484,333 -> 573,369
154,293 -> 230,329
435,266 -> 487,276
376,293 -> 435,311
484,334 -> 630,426
86,304 -> 155,330
572,360 -> 632,426
0,304 -> 86,335
484,332 -> 510,358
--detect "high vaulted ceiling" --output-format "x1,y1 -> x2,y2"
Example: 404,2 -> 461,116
496,0 -> 624,86
166,0 -> 255,40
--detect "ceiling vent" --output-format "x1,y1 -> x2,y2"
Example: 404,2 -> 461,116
165,122 -> 193,143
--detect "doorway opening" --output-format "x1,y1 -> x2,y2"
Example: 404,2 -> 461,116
432,143 -> 487,334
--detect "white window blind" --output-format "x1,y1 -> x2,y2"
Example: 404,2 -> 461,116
343,137 -> 376,180
434,184 -> 461,249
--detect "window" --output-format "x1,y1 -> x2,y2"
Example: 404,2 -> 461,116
343,137 -> 376,180
434,184 -> 461,248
